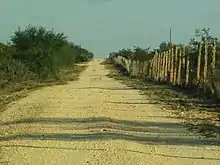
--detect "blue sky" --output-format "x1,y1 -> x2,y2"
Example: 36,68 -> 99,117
0,0 -> 220,58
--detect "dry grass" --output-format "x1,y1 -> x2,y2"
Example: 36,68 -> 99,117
0,64 -> 88,112
103,60 -> 220,139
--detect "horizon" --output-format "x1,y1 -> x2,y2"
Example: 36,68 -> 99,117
0,0 -> 220,57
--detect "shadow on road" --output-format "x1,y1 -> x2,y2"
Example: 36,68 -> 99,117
75,87 -> 132,90
1,117 -> 220,147
75,86 -> 220,111
76,87 -> 173,90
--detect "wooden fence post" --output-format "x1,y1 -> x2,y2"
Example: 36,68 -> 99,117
162,52 -> 166,82
153,53 -> 156,80
165,51 -> 168,82
156,52 -> 159,81
151,56 -> 154,79
155,52 -> 158,81
210,40 -> 219,97
132,60 -> 135,77
173,47 -> 178,85
177,47 -> 182,86
197,42 -> 203,95
153,56 -> 157,80
148,60 -> 151,78
182,46 -> 186,73
170,48 -> 174,84
149,58 -> 153,79
160,52 -> 164,81
167,49 -> 171,83
203,40 -> 208,94
185,47 -> 190,86
158,53 -> 161,81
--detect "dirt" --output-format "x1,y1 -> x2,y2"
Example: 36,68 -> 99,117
0,59 -> 220,165
105,61 -> 220,140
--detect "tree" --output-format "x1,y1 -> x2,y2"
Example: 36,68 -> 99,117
9,25 -> 93,78
158,41 -> 169,53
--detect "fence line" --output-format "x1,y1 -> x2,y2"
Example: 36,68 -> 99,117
113,41 -> 219,98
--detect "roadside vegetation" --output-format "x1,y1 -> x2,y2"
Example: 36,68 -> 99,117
0,25 -> 93,111
103,28 -> 220,139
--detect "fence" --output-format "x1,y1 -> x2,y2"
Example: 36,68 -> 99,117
112,41 -> 220,99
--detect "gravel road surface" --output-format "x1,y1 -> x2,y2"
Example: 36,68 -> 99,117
0,59 -> 220,165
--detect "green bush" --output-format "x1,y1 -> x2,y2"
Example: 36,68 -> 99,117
0,25 -> 94,89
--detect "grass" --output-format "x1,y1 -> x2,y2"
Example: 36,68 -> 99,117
102,59 -> 220,139
0,63 -> 88,112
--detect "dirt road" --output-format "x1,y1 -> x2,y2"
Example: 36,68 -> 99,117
0,59 -> 220,165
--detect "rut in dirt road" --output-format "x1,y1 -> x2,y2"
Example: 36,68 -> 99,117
0,59 -> 220,165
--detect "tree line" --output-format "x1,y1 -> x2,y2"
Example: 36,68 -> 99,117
0,25 -> 94,89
